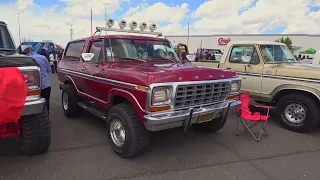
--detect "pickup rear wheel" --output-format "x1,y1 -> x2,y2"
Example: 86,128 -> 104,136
21,105 -> 51,155
106,103 -> 150,158
61,84 -> 82,118
192,117 -> 227,133
276,93 -> 320,133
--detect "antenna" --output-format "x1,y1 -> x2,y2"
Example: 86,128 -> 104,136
70,24 -> 74,40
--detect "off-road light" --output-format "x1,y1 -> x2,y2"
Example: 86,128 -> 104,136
129,21 -> 137,30
149,23 -> 157,32
106,18 -> 114,28
118,19 -> 127,29
139,22 -> 147,31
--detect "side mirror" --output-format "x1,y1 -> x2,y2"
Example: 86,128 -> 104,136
186,54 -> 196,62
81,53 -> 94,61
17,45 -> 22,54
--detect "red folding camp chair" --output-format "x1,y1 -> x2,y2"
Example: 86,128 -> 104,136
236,93 -> 272,142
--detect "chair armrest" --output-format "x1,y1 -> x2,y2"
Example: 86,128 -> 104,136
252,104 -> 272,109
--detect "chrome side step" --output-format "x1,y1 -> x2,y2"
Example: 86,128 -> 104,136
77,102 -> 107,121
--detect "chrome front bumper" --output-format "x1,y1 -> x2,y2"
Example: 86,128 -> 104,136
143,100 -> 241,131
21,98 -> 46,116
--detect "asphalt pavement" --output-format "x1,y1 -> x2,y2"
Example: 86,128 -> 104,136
1,75 -> 320,180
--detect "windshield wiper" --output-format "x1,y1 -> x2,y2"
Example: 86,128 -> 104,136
154,56 -> 177,63
120,57 -> 147,63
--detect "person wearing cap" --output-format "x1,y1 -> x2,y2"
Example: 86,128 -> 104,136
21,45 -> 52,113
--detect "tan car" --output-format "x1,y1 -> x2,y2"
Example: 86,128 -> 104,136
193,41 -> 320,133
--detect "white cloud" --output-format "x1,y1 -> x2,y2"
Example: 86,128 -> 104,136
2,0 -> 320,48
192,0 -> 320,34
122,2 -> 190,35
16,0 -> 34,10
60,0 -> 129,17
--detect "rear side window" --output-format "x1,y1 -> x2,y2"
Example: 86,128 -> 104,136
64,40 -> 85,59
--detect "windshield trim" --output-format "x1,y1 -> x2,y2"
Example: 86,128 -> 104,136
259,44 -> 297,64
105,38 -> 180,64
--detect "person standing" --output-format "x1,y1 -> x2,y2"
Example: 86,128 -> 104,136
21,45 -> 52,113
49,51 -> 56,74
39,48 -> 50,63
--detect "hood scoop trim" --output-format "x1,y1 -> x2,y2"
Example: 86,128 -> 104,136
153,63 -> 173,67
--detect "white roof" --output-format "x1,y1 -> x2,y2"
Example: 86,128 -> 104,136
228,41 -> 285,45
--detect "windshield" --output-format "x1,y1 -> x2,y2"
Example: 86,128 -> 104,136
0,25 -> 15,50
105,38 -> 179,63
260,45 -> 296,63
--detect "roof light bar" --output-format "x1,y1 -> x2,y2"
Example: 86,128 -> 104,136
96,18 -> 162,36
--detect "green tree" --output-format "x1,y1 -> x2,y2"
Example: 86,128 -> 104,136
275,36 -> 293,50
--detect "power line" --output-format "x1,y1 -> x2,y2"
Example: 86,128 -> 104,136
70,24 -> 74,40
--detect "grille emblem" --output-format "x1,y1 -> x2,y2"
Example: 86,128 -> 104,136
209,75 -> 212,78
179,77 -> 182,80
221,74 -> 224,77
195,76 -> 199,79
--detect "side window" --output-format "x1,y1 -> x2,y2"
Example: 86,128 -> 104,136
89,41 -> 103,63
65,40 -> 86,60
229,45 -> 260,65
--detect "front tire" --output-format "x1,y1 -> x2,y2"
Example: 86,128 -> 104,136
193,117 -> 227,133
21,105 -> 51,155
106,103 -> 150,158
61,84 -> 82,118
276,93 -> 320,133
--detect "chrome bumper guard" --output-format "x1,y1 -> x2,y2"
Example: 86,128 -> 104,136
144,100 -> 241,131
21,98 -> 46,116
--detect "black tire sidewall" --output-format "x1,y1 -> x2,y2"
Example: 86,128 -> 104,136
277,94 -> 319,132
106,111 -> 130,155
61,84 -> 80,117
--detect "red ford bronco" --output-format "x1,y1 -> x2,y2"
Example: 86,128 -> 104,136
57,19 -> 241,158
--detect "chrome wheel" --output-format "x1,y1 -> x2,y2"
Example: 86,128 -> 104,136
62,92 -> 69,111
110,119 -> 126,147
284,103 -> 306,124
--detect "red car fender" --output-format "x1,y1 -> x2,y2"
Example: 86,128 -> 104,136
108,88 -> 147,122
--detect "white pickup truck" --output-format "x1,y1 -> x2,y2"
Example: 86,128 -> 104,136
189,41 -> 320,133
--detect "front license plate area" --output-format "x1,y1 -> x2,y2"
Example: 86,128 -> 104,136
198,112 -> 215,123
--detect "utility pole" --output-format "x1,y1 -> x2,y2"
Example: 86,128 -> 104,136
70,24 -> 74,40
103,3 -> 109,21
17,12 -> 21,45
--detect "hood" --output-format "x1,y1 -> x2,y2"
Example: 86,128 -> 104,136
107,62 -> 238,86
275,63 -> 320,80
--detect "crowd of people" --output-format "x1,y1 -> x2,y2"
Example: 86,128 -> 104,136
20,46 -> 63,113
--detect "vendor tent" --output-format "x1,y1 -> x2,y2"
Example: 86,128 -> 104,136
299,48 -> 316,54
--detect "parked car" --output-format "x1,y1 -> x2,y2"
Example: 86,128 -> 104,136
57,19 -> 242,158
191,41 -> 320,133
0,21 -> 51,154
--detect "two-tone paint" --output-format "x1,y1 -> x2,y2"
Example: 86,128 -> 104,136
58,35 -> 239,121
193,41 -> 320,104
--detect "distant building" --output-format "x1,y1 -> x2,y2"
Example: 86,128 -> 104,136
166,34 -> 320,56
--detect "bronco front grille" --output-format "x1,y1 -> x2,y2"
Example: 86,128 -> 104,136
174,82 -> 231,108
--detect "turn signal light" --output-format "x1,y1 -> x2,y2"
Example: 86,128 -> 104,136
147,105 -> 171,112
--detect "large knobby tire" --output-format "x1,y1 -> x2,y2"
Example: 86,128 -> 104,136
193,117 -> 227,133
21,105 -> 51,155
276,93 -> 320,133
106,103 -> 150,158
61,84 -> 82,118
